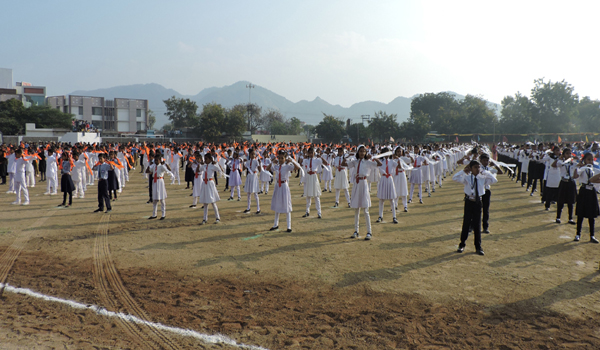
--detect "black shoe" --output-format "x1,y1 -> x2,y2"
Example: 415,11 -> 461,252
376,217 -> 382,223
148,216 -> 157,220
270,226 -> 279,231
286,228 -> 292,233
243,209 -> 251,213
159,216 -> 165,220
404,207 -> 408,212
555,218 -> 561,224
476,249 -> 485,256
228,197 -> 233,201
317,214 -> 322,219
457,246 -> 465,253
365,233 -> 372,240
146,200 -> 152,204
483,229 -> 490,234
94,208 -> 103,213
189,205 -> 196,208
591,236 -> 599,244
568,220 -> 576,225
348,203 -> 351,208
393,218 -> 398,224
574,235 -> 580,242
302,212 -> 309,218
189,193 -> 193,196
105,209 -> 112,213
256,210 -> 261,215
333,202 -> 338,208
58,203 -> 64,207
351,231 -> 359,239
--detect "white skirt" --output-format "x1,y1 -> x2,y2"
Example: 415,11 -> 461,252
321,166 -> 333,181
303,173 -> 321,197
152,179 -> 167,200
244,172 -> 260,193
333,169 -> 349,189
192,175 -> 203,197
409,167 -> 423,184
377,176 -> 397,200
259,169 -> 272,182
271,182 -> 292,213
394,172 -> 408,197
199,180 -> 220,204
229,169 -> 242,187
350,179 -> 371,208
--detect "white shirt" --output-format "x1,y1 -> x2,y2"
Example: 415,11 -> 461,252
453,170 -> 498,198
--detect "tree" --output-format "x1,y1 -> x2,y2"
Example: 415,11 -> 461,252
224,104 -> 247,140
262,109 -> 285,133
315,114 -> 345,143
346,122 -> 369,144
0,99 -> 72,135
398,111 -> 430,142
530,78 -> 579,133
303,124 -> 316,139
288,117 -> 303,135
457,95 -> 497,134
199,103 -> 226,142
147,109 -> 156,130
163,96 -> 199,129
367,111 -> 400,142
410,92 -> 460,134
499,93 -> 537,134
576,96 -> 600,133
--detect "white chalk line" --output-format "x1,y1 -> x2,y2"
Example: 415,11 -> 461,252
0,283 -> 268,350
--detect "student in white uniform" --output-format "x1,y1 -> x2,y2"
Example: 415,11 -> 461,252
332,147 -> 351,208
11,149 -> 31,205
479,153 -> 503,233
45,148 -> 59,195
6,148 -> 16,194
321,148 -> 334,192
227,151 -> 243,201
170,148 -> 182,185
542,146 -> 561,211
342,145 -> 382,240
146,154 -> 172,220
268,151 -> 300,232
259,150 -> 272,195
409,147 -> 428,204
243,149 -> 262,214
393,147 -> 411,213
453,160 -> 498,255
198,153 -> 223,225
376,148 -> 398,224
573,153 -> 599,243
556,148 -> 577,224
302,147 -> 327,218
25,154 -> 35,188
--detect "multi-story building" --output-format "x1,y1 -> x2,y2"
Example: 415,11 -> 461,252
0,68 -> 47,106
46,95 -> 148,134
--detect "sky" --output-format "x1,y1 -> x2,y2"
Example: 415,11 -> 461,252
2,0 -> 599,106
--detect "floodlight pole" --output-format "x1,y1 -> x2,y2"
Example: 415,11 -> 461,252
246,83 -> 255,132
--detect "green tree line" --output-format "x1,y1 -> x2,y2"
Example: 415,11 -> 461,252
0,99 -> 72,135
161,97 -> 304,142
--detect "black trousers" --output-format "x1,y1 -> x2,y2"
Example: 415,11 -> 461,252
225,167 -> 231,189
148,176 -> 153,201
482,189 -> 491,230
521,172 -> 528,187
515,162 -> 522,180
577,216 -> 596,237
97,179 -> 111,210
460,199 -> 482,250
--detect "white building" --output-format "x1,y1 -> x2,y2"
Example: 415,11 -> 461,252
47,95 -> 148,135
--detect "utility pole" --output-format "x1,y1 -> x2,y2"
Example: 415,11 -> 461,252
358,114 -> 370,144
246,83 -> 255,132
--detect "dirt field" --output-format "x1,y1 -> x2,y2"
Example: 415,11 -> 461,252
1,169 -> 600,349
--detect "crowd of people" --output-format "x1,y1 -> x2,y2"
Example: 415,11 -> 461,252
1,140 -> 599,255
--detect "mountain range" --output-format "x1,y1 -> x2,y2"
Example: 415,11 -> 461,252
70,81 -> 500,129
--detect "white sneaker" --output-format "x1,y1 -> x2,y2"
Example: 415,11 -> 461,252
21,202 -> 29,206
11,201 -> 20,205
51,192 -> 57,195
43,192 -> 50,195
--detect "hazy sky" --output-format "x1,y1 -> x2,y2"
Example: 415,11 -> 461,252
2,0 -> 599,106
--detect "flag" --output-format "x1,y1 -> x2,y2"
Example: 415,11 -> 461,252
586,135 -> 589,143
455,136 -> 459,143
389,136 -> 394,142
558,135 -> 562,143
477,135 -> 480,142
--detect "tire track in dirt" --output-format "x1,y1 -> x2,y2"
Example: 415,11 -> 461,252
0,211 -> 55,296
92,214 -> 184,350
